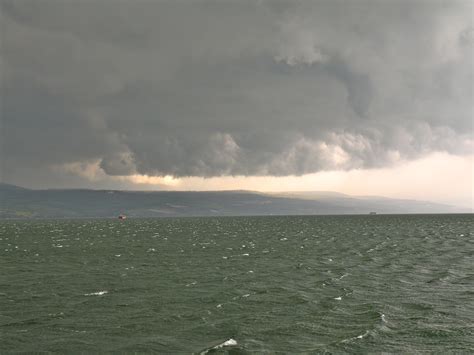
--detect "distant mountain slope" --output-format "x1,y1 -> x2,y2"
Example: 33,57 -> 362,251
0,183 -> 28,191
267,191 -> 471,214
0,184 -> 469,218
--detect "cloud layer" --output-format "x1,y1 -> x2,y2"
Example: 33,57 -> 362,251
1,0 -> 472,186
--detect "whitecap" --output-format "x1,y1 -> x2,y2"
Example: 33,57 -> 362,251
199,338 -> 238,355
354,331 -> 370,340
84,291 -> 108,296
341,330 -> 370,343
219,338 -> 237,347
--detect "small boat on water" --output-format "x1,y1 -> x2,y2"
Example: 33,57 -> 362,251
118,214 -> 127,220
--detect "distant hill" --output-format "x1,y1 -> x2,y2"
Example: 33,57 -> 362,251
0,183 -> 470,219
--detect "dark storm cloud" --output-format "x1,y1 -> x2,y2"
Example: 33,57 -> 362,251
1,0 -> 472,186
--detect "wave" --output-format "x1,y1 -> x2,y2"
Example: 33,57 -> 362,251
84,291 -> 108,296
198,338 -> 238,354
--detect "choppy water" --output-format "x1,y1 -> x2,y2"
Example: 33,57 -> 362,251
1,214 -> 473,353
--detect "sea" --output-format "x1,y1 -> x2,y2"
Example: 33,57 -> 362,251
1,214 -> 473,353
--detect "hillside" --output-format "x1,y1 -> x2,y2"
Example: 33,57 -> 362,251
0,183 -> 469,218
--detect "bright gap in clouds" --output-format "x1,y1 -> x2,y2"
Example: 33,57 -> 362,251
112,152 -> 473,209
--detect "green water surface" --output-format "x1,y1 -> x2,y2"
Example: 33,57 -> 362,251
1,214 -> 473,353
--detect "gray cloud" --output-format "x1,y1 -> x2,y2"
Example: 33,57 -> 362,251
1,0 -> 472,187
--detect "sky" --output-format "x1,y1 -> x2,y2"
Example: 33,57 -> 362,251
0,0 -> 473,208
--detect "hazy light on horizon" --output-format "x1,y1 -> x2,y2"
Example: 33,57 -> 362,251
136,152 -> 474,208
43,152 -> 473,209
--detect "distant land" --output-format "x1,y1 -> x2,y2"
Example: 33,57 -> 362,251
0,183 -> 470,219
